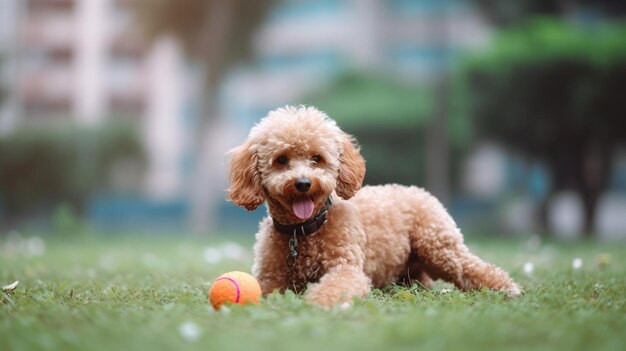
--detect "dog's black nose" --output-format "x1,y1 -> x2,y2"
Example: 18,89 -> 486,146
295,177 -> 312,192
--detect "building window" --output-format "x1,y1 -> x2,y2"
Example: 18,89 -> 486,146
268,0 -> 345,23
388,0 -> 470,16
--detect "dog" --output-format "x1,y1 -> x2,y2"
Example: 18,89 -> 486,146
227,105 -> 520,306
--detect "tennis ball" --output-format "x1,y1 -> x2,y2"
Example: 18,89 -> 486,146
209,271 -> 262,309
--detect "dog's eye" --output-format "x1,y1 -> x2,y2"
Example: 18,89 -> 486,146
276,155 -> 289,165
311,155 -> 322,163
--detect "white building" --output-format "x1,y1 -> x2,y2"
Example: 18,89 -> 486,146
0,0 -> 190,201
223,0 -> 489,126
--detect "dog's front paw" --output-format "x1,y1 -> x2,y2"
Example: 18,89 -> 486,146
304,265 -> 371,307
304,283 -> 354,307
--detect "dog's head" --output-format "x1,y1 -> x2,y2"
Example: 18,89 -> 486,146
227,106 -> 365,221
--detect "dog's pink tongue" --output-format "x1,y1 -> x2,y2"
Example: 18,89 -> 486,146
292,196 -> 314,220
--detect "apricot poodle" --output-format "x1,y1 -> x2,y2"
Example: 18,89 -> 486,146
227,105 -> 520,307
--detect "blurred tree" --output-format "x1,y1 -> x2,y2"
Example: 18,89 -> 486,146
305,72 -> 471,189
134,0 -> 273,92
307,73 -> 433,129
0,122 -> 145,229
465,19 -> 626,236
306,73 -> 430,186
0,54 -> 5,105
132,0 -> 275,234
473,0 -> 626,26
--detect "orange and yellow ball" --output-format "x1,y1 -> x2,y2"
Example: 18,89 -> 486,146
209,271 -> 262,309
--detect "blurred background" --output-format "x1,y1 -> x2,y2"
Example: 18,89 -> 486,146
0,0 -> 625,240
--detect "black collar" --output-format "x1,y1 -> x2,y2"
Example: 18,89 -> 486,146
272,197 -> 332,236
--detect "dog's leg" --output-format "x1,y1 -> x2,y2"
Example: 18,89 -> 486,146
401,253 -> 436,289
253,258 -> 292,295
416,270 -> 435,289
256,274 -> 288,295
305,265 -> 371,307
252,247 -> 290,295
411,221 -> 521,296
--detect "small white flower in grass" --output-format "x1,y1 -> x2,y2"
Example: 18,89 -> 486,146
142,253 -> 162,268
99,255 -> 115,270
25,236 -> 45,256
2,280 -> 19,292
202,247 -> 223,264
87,269 -> 97,278
221,242 -> 247,261
572,258 -> 583,270
3,230 -> 22,256
179,321 -> 201,342
523,262 -> 534,275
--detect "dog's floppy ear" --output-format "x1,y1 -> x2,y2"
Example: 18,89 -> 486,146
227,140 -> 264,211
336,133 -> 365,200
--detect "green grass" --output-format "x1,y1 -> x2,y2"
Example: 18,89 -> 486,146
1,234 -> 625,351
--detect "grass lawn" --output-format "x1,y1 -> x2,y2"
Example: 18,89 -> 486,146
1,233 -> 625,351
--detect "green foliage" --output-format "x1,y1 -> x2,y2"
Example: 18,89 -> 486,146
0,122 -> 145,217
466,19 -> 626,72
471,0 -> 626,27
463,18 -> 626,159
305,72 -> 471,186
305,72 -> 432,185
356,127 -> 427,186
462,18 -> 626,233
306,72 -> 434,129
1,235 -> 625,351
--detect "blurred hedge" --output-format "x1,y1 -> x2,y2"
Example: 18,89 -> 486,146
463,18 -> 626,234
465,18 -> 626,71
0,122 -> 145,220
307,72 -> 433,129
305,72 -> 470,187
464,18 -> 626,156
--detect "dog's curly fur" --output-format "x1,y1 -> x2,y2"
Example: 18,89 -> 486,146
227,105 -> 520,307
